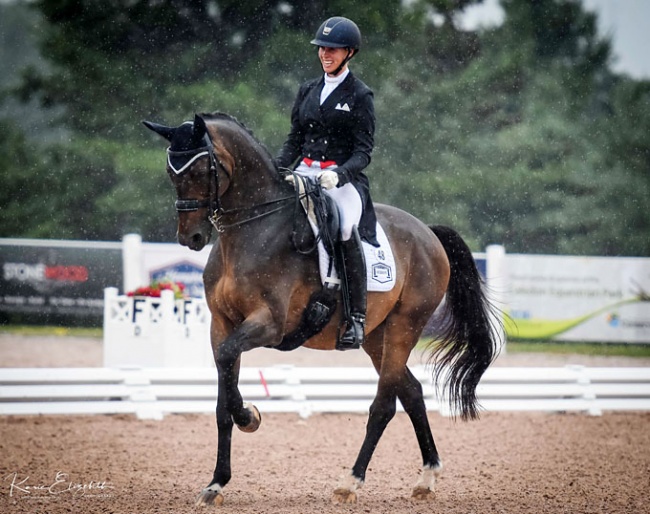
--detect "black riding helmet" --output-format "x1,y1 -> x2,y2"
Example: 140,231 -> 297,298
311,16 -> 361,49
311,17 -> 361,75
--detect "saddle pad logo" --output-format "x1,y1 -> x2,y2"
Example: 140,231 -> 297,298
371,263 -> 393,284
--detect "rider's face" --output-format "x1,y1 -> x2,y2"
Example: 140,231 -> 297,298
318,46 -> 351,76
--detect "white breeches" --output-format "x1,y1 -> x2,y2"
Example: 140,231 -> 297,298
294,160 -> 362,241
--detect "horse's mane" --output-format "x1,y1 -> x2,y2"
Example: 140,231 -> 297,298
200,111 -> 274,162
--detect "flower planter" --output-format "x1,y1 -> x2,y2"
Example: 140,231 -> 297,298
103,287 -> 213,367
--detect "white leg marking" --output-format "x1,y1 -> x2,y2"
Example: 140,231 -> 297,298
204,483 -> 223,494
336,471 -> 364,492
332,472 -> 363,504
195,482 -> 224,506
414,463 -> 443,491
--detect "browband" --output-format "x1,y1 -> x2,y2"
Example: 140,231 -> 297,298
167,147 -> 210,175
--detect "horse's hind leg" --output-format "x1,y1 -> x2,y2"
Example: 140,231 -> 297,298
332,320 -> 441,503
333,322 -> 433,503
398,367 -> 442,500
332,326 -> 388,504
367,345 -> 442,500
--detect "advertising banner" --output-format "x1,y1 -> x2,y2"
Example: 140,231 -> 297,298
6,235 -> 647,344
140,248 -> 489,300
141,242 -> 212,298
505,254 -> 650,343
0,239 -> 123,323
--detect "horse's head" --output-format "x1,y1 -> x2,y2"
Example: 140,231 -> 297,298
143,114 -> 227,251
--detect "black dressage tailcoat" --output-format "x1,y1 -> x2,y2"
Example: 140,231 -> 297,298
276,72 -> 378,246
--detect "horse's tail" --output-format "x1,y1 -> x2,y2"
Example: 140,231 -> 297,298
427,225 -> 502,421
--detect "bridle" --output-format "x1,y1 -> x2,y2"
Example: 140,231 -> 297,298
168,133 -> 222,214
167,133 -> 298,233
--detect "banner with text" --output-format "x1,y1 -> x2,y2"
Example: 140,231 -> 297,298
0,240 -> 122,324
141,242 -> 212,298
505,254 -> 650,343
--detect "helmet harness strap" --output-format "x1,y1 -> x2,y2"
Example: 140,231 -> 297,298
332,48 -> 355,77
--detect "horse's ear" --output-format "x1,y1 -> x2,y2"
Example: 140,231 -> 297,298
142,120 -> 175,142
193,114 -> 208,139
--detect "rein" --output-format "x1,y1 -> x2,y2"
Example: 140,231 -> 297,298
169,138 -> 313,236
289,174 -> 326,255
210,195 -> 296,232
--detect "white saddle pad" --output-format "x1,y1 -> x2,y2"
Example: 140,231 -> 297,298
317,222 -> 396,292
299,189 -> 396,292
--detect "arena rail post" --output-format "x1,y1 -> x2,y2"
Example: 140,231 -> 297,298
122,233 -> 144,293
486,244 -> 507,353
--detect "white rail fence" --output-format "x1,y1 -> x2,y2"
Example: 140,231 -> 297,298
1,366 -> 649,420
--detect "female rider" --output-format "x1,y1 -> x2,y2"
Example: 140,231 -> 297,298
275,16 -> 377,350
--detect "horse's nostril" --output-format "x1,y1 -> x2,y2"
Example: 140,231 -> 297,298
185,232 -> 206,251
177,230 -> 205,250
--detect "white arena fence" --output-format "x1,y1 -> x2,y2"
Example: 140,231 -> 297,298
1,365 -> 649,420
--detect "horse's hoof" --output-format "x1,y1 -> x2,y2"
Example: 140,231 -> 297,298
237,402 -> 262,433
195,486 -> 224,507
411,463 -> 441,501
332,488 -> 357,504
332,472 -> 362,504
411,486 -> 435,501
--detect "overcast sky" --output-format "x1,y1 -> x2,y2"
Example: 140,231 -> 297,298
463,0 -> 650,79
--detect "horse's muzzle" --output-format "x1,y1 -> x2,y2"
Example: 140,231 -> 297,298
178,229 -> 209,251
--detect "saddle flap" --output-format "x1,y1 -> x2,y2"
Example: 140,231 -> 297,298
295,174 -> 396,293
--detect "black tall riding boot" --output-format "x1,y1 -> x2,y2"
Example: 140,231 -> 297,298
337,229 -> 367,350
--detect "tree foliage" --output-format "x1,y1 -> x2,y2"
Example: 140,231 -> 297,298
1,0 -> 649,256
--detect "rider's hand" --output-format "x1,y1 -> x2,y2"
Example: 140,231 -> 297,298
285,174 -> 306,195
318,170 -> 339,190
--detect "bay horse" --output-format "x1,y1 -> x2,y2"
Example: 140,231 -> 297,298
143,112 -> 501,506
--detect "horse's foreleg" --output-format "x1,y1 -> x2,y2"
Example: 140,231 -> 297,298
196,359 -> 263,508
398,368 -> 442,500
196,312 -> 275,506
196,361 -> 238,507
215,337 -> 263,429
